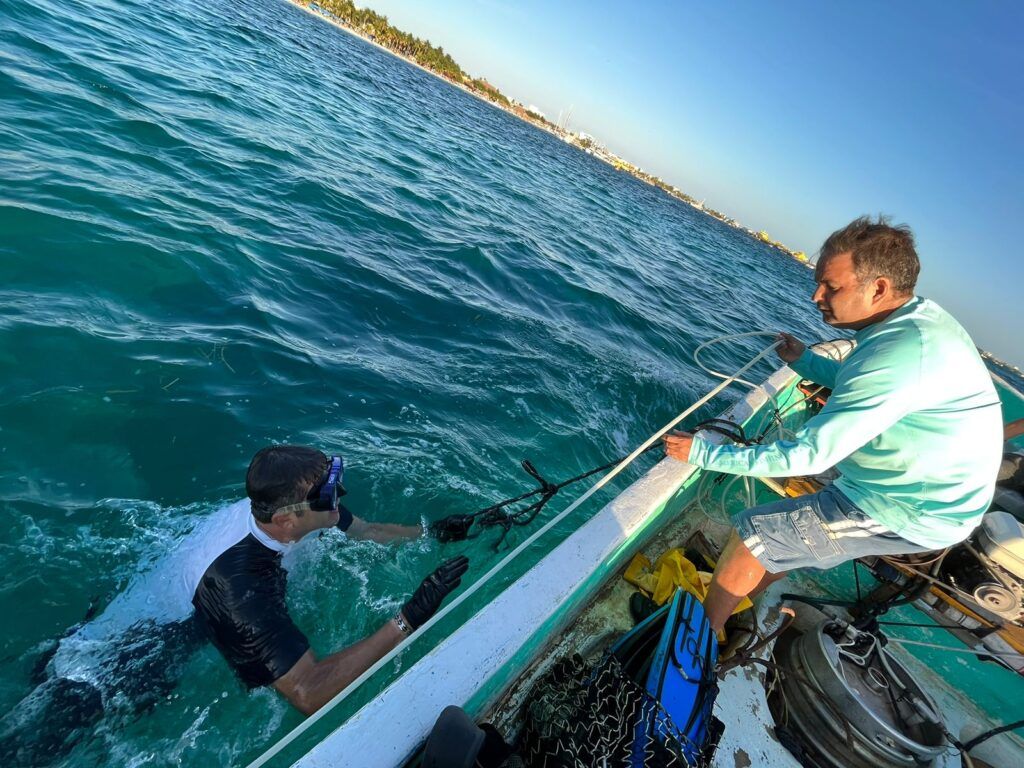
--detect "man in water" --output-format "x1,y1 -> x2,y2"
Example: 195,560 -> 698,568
1,445 -> 469,763
192,445 -> 469,713
663,216 -> 1003,634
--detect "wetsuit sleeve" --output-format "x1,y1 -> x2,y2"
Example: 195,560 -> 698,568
336,503 -> 354,532
192,541 -> 310,689
789,347 -> 841,389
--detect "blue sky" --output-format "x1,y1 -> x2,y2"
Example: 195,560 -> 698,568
362,0 -> 1023,365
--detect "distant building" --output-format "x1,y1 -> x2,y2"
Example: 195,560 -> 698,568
526,104 -> 546,120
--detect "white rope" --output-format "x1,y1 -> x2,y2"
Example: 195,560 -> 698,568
248,338 -> 782,768
692,331 -> 784,523
695,330 -> 796,443
693,331 -> 781,393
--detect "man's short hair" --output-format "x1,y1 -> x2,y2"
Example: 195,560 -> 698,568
246,445 -> 328,523
819,215 -> 920,295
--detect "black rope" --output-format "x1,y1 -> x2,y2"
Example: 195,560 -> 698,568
935,716 -> 1024,762
961,718 -> 1024,752
460,416 -> 751,550
457,417 -> 753,550
464,447 -> 662,550
693,418 -> 752,445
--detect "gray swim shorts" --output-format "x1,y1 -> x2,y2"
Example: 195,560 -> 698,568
734,484 -> 930,573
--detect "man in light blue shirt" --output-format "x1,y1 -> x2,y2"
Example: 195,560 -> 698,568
664,217 -> 1003,633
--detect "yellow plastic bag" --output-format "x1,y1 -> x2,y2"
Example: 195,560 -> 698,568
623,549 -> 753,615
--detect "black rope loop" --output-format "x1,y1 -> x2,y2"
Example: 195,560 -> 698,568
462,445 -> 661,550
457,414 -> 760,551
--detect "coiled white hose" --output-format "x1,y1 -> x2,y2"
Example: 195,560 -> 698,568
692,331 -> 788,523
691,332 -> 846,523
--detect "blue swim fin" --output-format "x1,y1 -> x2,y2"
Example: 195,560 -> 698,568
610,601 -> 670,679
634,588 -> 719,765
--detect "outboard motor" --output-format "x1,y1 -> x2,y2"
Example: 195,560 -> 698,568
941,511 -> 1024,624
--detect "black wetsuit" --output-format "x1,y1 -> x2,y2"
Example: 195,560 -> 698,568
1,500 -> 350,765
192,534 -> 310,688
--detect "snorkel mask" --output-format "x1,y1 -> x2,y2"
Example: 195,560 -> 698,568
307,455 -> 346,511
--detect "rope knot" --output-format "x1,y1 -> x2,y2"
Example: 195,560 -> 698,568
521,459 -> 557,496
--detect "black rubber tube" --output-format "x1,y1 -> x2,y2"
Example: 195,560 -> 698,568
961,718 -> 1024,752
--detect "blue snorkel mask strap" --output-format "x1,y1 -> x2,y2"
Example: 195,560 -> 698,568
271,455 -> 352,530
308,455 -> 345,511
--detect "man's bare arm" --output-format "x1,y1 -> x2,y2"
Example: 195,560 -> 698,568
1005,418 -> 1024,442
273,620 -> 404,715
346,516 -> 422,544
270,556 -> 469,714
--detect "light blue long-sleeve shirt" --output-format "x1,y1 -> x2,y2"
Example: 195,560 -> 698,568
687,297 -> 1004,549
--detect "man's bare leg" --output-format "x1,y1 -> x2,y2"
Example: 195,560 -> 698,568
704,530 -> 770,632
749,569 -> 787,599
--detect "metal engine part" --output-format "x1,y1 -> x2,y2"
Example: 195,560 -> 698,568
972,582 -> 1020,620
939,520 -> 1024,625
768,620 -> 945,768
977,511 -> 1024,580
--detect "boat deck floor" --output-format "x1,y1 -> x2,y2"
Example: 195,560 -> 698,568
487,510 -> 1024,768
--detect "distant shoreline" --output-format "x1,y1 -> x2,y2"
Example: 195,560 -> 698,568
285,0 -> 806,262
287,1 -> 560,136
982,351 -> 1024,384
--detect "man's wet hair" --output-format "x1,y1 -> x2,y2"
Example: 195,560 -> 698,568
819,215 -> 920,295
246,445 -> 328,523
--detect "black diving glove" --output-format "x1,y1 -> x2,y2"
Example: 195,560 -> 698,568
428,513 -> 474,543
401,555 -> 470,630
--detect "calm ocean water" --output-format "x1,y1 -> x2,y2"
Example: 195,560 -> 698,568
2,0 -> 856,764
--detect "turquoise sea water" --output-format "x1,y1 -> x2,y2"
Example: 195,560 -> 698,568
3,0 -> 1012,765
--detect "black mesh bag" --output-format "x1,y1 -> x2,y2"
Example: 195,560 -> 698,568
519,653 -> 721,768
